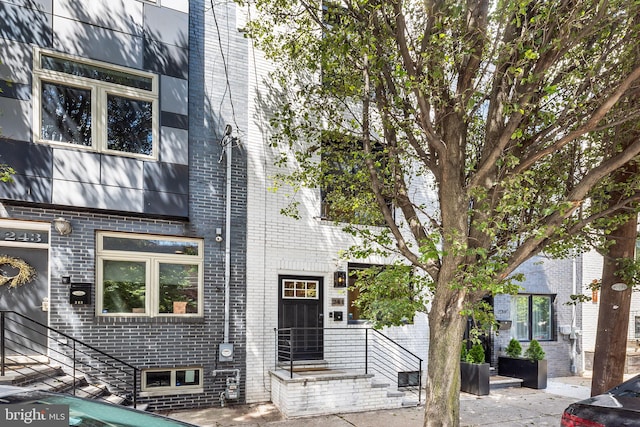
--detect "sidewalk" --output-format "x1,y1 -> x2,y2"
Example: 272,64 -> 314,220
162,376 -> 593,427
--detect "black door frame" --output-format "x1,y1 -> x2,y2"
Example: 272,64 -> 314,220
277,275 -> 324,361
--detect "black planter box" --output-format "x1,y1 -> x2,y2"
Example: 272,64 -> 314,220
498,356 -> 547,389
460,362 -> 490,395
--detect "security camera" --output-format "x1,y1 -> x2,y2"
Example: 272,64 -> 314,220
215,235 -> 223,243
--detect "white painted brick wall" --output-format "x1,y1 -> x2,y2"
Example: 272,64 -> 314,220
269,373 -> 408,417
243,30 -> 429,403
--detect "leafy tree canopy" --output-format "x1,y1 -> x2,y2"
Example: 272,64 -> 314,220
240,0 -> 640,425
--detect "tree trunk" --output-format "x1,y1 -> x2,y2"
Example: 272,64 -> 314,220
423,289 -> 467,427
591,213 -> 637,395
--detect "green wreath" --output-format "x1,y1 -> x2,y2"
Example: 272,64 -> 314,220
0,255 -> 37,288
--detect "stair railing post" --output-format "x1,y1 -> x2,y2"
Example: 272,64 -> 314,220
365,328 -> 368,375
419,359 -> 422,403
72,340 -> 76,396
290,329 -> 294,379
133,367 -> 138,409
1,312 -> 5,376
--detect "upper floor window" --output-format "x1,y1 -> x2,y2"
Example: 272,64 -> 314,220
320,133 -> 391,226
511,294 -> 555,341
96,232 -> 203,317
33,49 -> 158,159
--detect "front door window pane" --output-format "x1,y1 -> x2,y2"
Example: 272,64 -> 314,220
102,260 -> 146,314
107,95 -> 152,155
41,82 -> 91,145
158,263 -> 199,314
532,296 -> 551,340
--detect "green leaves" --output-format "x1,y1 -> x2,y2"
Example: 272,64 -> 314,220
350,265 -> 428,329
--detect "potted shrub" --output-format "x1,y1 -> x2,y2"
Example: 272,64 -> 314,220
460,343 -> 490,395
498,338 -> 547,389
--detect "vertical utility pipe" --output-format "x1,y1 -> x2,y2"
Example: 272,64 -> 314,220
223,126 -> 233,344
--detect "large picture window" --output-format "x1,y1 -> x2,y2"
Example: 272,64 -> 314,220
33,49 -> 158,159
96,232 -> 203,317
512,294 -> 555,341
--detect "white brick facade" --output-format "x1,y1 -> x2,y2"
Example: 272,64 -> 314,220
243,33 -> 429,404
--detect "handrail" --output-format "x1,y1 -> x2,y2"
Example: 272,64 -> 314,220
274,326 -> 423,403
0,310 -> 139,408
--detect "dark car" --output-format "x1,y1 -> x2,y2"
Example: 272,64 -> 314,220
561,374 -> 640,427
0,385 -> 199,427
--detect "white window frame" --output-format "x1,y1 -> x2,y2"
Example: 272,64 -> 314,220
32,48 -> 159,160
141,367 -> 203,396
96,232 -> 204,318
281,279 -> 319,300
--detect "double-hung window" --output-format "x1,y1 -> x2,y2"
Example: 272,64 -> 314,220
96,232 -> 203,317
33,48 -> 158,159
512,294 -> 555,341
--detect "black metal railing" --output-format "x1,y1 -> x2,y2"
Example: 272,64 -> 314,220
0,310 -> 139,408
275,327 -> 423,402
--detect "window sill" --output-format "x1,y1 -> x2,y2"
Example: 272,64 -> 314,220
96,316 -> 205,324
140,388 -> 204,397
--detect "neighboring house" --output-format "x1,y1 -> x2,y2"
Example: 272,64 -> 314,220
0,0 -> 248,411
493,256 -> 585,377
580,248 -> 640,373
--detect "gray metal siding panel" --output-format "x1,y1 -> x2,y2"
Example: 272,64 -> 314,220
0,2 -> 52,47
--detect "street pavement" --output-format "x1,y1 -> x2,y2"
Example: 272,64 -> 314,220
162,376 -> 593,427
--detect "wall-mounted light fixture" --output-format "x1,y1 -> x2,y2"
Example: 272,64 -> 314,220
334,271 -> 346,288
215,227 -> 223,243
53,217 -> 72,235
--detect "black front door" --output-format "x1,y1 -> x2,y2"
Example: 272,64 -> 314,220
278,275 -> 323,361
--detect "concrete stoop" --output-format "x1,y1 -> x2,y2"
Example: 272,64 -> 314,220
269,368 -> 419,418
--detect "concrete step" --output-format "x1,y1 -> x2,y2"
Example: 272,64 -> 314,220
0,364 -> 64,386
26,374 -> 88,393
490,375 -> 523,390
371,381 -> 390,388
402,398 -> 419,407
387,390 -> 405,398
